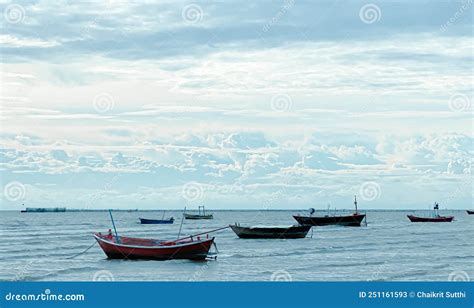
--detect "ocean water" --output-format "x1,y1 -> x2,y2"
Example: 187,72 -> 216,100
0,210 -> 472,281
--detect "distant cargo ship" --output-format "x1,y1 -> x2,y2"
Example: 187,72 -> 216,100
21,207 -> 66,213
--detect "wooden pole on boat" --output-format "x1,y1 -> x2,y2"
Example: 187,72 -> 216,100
108,209 -> 121,243
177,225 -> 230,241
177,207 -> 186,239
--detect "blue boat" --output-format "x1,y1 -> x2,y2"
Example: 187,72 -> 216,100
139,217 -> 174,224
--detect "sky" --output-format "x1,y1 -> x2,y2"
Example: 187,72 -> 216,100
0,0 -> 472,210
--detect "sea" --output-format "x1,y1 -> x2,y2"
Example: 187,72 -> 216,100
0,210 -> 472,282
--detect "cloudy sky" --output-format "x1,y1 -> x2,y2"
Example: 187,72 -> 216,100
1,0 -> 472,210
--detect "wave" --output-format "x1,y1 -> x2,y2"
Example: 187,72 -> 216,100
387,270 -> 430,280
13,266 -> 102,282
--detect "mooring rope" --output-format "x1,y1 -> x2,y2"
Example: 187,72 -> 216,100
213,242 -> 219,254
66,241 -> 97,259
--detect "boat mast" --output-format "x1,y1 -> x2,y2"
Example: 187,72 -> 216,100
434,202 -> 439,217
177,207 -> 186,239
354,195 -> 358,214
108,209 -> 121,243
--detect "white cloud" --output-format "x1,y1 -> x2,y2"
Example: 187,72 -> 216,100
1,131 -> 471,209
0,35 -> 59,48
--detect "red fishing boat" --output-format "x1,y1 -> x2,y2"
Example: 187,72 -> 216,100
407,215 -> 454,222
407,202 -> 454,223
94,232 -> 215,260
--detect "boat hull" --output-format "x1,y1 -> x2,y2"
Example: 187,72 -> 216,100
230,225 -> 311,239
139,218 -> 174,224
184,214 -> 213,220
293,214 -> 366,227
467,210 -> 474,215
94,234 -> 214,260
407,215 -> 454,222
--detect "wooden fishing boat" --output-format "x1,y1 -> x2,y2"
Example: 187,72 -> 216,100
293,196 -> 366,227
407,215 -> 454,222
467,210 -> 474,215
407,202 -> 454,222
94,232 -> 214,260
184,206 -> 213,220
140,211 -> 174,224
293,213 -> 366,227
230,224 -> 311,239
184,213 -> 213,220
139,217 -> 174,224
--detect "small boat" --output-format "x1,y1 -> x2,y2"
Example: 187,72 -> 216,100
94,231 -> 214,260
407,215 -> 454,222
467,210 -> 474,215
294,214 -> 366,227
293,196 -> 366,227
139,217 -> 174,224
184,206 -> 213,220
230,224 -> 311,239
184,213 -> 213,220
407,202 -> 454,222
139,211 -> 174,224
